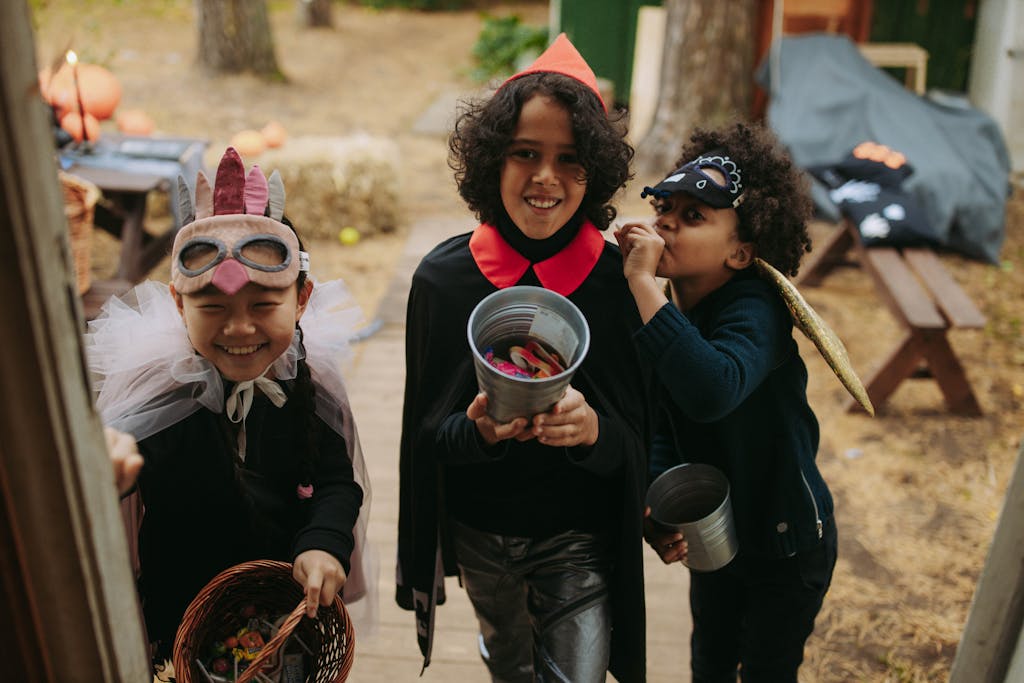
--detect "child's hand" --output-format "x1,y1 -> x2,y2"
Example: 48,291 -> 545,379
529,386 -> 599,448
614,222 -> 664,282
293,549 -> 347,618
105,427 -> 143,496
466,393 -> 533,445
643,506 -> 688,565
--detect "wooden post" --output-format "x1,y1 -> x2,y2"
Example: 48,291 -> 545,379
0,2 -> 150,680
297,0 -> 333,28
949,439 -> 1024,682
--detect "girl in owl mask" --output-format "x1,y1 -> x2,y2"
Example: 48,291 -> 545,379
86,147 -> 375,669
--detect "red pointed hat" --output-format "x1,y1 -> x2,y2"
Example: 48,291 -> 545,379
500,33 -> 605,110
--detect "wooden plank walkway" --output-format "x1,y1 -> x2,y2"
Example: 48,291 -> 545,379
344,216 -> 692,682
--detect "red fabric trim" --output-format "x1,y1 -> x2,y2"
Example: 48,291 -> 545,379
469,225 -> 530,289
469,222 -> 605,297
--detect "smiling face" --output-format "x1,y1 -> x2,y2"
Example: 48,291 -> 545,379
499,94 -> 587,240
171,280 -> 312,382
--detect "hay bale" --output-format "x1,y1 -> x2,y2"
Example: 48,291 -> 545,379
259,134 -> 402,240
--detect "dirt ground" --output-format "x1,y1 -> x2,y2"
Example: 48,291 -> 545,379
33,1 -> 1024,681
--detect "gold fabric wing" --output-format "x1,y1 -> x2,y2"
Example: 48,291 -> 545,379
754,258 -> 874,416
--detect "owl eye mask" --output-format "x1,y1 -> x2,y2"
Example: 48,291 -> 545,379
170,147 -> 309,295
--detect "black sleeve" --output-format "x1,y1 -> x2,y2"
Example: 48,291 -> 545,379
437,410 -> 511,464
292,421 -> 363,574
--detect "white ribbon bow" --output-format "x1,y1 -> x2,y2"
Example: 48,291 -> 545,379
224,370 -> 288,460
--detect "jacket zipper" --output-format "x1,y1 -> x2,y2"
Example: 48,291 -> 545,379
800,469 -> 823,539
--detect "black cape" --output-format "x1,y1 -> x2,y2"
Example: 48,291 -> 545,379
136,387 -> 362,654
396,224 -> 651,682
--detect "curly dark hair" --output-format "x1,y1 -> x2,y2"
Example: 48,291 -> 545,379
448,72 -> 633,230
674,123 -> 813,276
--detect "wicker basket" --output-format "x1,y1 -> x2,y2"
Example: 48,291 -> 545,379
172,559 -> 354,683
59,171 -> 100,295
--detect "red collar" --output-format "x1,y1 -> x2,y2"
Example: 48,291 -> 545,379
469,221 -> 605,296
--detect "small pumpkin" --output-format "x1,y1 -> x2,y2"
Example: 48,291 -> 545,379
60,111 -> 102,143
77,63 -> 122,120
116,108 -> 155,136
40,65 -> 75,117
230,129 -> 266,158
261,120 -> 288,148
40,63 -> 122,121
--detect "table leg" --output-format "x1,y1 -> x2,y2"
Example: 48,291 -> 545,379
113,192 -> 149,282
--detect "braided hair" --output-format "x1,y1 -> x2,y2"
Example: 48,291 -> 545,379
282,216 -> 321,491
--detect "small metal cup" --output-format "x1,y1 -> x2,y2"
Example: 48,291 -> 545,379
467,286 -> 590,423
646,463 -> 739,572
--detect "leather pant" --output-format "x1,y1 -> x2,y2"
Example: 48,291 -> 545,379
451,520 -> 613,683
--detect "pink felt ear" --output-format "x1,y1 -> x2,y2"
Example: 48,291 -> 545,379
194,171 -> 213,219
244,165 -> 269,215
214,147 -> 246,216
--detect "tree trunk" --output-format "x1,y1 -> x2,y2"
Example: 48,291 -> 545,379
297,0 -> 333,28
635,0 -> 758,177
195,0 -> 282,76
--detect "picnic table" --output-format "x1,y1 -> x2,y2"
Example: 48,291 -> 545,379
60,135 -> 207,318
797,219 -> 985,416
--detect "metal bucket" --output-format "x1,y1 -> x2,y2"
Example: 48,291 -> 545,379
467,286 -> 590,423
645,463 -> 738,572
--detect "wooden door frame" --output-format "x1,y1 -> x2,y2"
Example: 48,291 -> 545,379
0,1 -> 149,680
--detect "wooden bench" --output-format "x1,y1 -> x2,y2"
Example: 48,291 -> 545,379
62,135 -> 207,319
797,219 -> 985,415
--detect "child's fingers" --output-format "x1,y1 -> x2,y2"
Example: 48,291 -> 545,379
319,573 -> 340,607
465,393 -> 488,421
491,417 -> 528,440
303,568 -> 323,617
115,453 -> 144,495
659,538 -> 688,565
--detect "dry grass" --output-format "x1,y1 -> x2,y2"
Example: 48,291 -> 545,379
794,186 -> 1024,681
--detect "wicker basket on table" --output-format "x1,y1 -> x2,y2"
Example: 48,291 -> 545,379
172,559 -> 354,683
58,171 -> 100,295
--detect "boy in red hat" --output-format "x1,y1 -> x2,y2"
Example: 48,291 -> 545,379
397,34 -> 650,682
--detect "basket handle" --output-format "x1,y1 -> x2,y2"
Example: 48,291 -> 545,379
235,599 -> 306,683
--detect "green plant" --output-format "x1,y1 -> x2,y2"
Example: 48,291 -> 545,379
470,14 -> 548,82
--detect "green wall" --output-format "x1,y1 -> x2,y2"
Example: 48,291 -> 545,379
557,0 -> 661,107
870,0 -> 978,92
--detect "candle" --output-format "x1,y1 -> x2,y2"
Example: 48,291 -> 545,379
66,50 -> 89,144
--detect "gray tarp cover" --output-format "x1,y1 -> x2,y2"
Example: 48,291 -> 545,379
758,34 -> 1010,263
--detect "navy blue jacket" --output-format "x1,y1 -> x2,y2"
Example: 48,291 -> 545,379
634,269 -> 832,559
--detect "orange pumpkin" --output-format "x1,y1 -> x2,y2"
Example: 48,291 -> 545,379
77,64 -> 122,120
116,108 -> 155,136
261,121 -> 287,148
39,63 -> 122,121
230,130 -> 266,158
41,65 -> 75,117
60,111 -> 102,143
